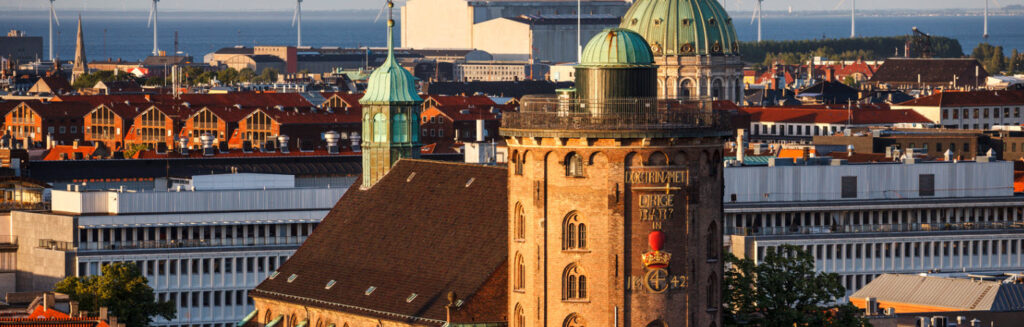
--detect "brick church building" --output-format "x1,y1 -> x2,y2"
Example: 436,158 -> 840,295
248,0 -> 731,326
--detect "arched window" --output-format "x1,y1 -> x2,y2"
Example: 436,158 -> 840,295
513,151 -> 523,176
566,152 -> 584,177
411,114 -> 420,143
681,80 -> 692,99
514,252 -> 525,290
712,79 -> 723,99
707,221 -> 719,261
372,113 -> 387,142
562,264 -> 586,300
735,79 -> 743,102
391,113 -> 408,143
562,212 -> 585,250
514,202 -> 525,240
562,313 -> 586,327
264,310 -> 273,324
514,304 -> 525,327
707,272 -> 718,311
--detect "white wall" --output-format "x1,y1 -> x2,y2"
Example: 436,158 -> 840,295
472,19 -> 531,61
52,187 -> 346,215
724,160 -> 1013,203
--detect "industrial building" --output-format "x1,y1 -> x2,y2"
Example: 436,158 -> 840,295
725,149 -> 1024,298
10,173 -> 347,327
0,30 -> 43,64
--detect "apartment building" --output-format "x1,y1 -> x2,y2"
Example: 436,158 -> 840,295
892,90 -> 1024,130
11,173 -> 346,327
724,153 -> 1024,298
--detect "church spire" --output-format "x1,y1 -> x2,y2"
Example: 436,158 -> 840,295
72,14 -> 87,84
359,0 -> 423,190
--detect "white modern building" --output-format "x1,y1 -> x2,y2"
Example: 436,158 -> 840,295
453,61 -> 548,82
724,155 -> 1024,298
12,173 -> 348,327
401,0 -> 630,56
471,14 -> 621,63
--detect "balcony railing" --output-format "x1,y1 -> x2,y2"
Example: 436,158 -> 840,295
38,239 -> 75,251
727,221 -> 1024,237
78,237 -> 306,252
502,96 -> 729,131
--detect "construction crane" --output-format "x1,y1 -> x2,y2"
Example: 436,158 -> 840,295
907,27 -> 932,59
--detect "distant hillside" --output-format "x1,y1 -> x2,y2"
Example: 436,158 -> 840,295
738,36 -> 965,65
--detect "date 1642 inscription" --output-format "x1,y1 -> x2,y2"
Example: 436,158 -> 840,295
626,268 -> 687,294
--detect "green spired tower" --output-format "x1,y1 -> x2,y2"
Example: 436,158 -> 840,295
359,0 -> 423,190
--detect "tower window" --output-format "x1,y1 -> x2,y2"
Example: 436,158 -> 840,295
562,212 -> 586,250
514,253 -> 525,291
562,313 -> 586,327
514,202 -> 525,241
514,304 -> 525,327
562,265 -> 587,301
514,151 -> 525,176
391,113 -> 408,143
372,113 -> 387,142
566,152 -> 584,177
707,222 -> 719,262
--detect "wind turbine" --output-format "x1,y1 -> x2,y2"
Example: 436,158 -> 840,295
292,0 -> 303,47
835,0 -> 855,38
750,0 -> 763,42
147,0 -> 159,56
47,0 -> 61,61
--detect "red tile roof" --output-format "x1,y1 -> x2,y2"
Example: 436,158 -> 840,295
896,90 -> 1024,107
252,159 -> 507,325
739,106 -> 933,125
18,101 -> 94,119
42,145 -> 98,161
425,95 -> 497,107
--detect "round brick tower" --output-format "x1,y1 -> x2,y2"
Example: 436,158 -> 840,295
503,28 -> 729,327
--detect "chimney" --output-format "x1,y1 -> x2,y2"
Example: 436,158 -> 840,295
69,301 -> 79,317
42,293 -> 54,312
324,131 -> 340,154
476,120 -> 485,142
277,135 -> 290,153
847,144 -> 855,156
109,316 -> 117,327
944,149 -> 954,161
99,307 -> 109,320
736,129 -> 746,164
970,318 -> 982,327
801,147 -> 810,161
865,297 -> 877,316
826,67 -> 835,82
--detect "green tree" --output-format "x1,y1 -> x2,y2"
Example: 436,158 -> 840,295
54,263 -> 175,327
256,68 -> 279,84
237,68 -> 256,83
723,245 -> 870,327
217,68 -> 239,85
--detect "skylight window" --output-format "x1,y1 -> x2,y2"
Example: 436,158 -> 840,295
407,172 -> 417,182
269,271 -> 280,280
365,286 -> 376,295
325,280 -> 336,290
454,299 -> 464,307
287,274 -> 298,283
465,177 -> 476,188
406,293 -> 418,303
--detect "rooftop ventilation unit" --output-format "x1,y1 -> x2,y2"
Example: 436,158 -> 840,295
278,135 -> 290,154
200,133 -> 215,157
324,131 -> 340,154
178,137 -> 189,156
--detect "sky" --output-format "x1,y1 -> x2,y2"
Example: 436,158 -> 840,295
0,0 -> 1021,12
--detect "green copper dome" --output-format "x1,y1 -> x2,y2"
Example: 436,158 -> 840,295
620,0 -> 740,56
361,19 -> 422,105
580,28 -> 655,67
